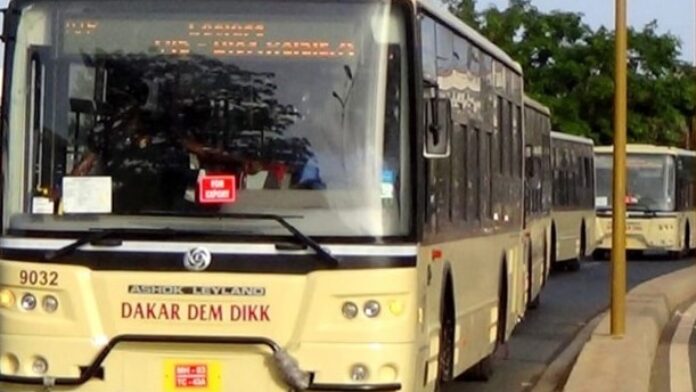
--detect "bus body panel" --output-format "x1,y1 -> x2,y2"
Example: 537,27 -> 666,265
0,257 -> 421,390
420,231 -> 525,382
525,215 -> 551,300
552,209 -> 596,262
550,132 -> 596,265
596,212 -> 696,252
523,96 -> 552,298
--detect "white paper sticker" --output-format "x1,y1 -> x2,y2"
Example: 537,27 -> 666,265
596,196 -> 608,207
31,197 -> 54,215
246,171 -> 268,190
62,176 -> 112,214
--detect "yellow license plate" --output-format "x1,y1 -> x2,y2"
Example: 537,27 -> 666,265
163,360 -> 221,392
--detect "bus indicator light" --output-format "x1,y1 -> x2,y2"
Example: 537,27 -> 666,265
198,175 -> 236,204
431,249 -> 443,262
0,289 -> 15,308
388,300 -> 404,316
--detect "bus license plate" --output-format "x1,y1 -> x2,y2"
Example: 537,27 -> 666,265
163,360 -> 221,392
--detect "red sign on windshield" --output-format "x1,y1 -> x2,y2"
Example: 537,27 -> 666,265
198,175 -> 236,204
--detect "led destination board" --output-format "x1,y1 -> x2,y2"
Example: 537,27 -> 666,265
64,19 -> 356,59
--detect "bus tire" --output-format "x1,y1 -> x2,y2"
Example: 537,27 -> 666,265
527,244 -> 540,310
685,223 -> 691,256
435,275 -> 455,390
463,263 -> 507,381
550,225 -> 562,272
542,235 -> 550,285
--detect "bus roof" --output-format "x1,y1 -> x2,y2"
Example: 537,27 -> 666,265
417,0 -> 523,74
523,95 -> 551,116
594,144 -> 696,157
550,131 -> 594,146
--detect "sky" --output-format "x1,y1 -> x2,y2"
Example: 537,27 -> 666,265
478,0 -> 695,62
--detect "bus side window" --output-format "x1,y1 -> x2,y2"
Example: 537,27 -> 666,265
469,128 -> 480,222
666,157 -> 675,209
485,131 -> 493,220
451,124 -> 467,223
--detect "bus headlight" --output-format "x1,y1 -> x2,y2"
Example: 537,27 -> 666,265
363,300 -> 381,318
20,294 -> 37,311
42,295 -> 59,313
350,364 -> 369,381
341,302 -> 359,319
31,356 -> 48,375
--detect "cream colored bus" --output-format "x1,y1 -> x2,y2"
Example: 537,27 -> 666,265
595,145 -> 696,256
523,97 -> 553,307
550,132 -> 597,270
0,0 -> 539,391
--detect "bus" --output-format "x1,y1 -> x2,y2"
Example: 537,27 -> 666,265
550,132 -> 596,270
522,97 -> 552,307
595,145 -> 696,256
0,0 -> 539,391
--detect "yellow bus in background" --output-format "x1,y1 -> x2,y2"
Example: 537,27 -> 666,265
0,0 -> 541,391
523,97 -> 553,307
550,132 -> 596,270
595,145 -> 696,256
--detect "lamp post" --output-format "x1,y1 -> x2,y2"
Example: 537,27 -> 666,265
610,0 -> 628,337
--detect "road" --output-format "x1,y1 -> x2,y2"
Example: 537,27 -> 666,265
443,257 -> 694,392
652,290 -> 696,392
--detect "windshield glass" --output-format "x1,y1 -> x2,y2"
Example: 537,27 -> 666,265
595,153 -> 675,212
4,0 -> 412,237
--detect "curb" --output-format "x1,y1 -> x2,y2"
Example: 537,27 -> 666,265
562,265 -> 696,392
530,312 -> 603,392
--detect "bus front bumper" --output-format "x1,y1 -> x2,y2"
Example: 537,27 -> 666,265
596,218 -> 680,251
0,334 -> 404,391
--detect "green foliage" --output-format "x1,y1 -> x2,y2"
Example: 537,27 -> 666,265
447,0 -> 695,146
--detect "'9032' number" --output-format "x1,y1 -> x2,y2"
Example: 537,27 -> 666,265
19,270 -> 58,286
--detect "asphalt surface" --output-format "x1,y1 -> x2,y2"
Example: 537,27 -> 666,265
652,290 -> 696,392
443,256 -> 694,392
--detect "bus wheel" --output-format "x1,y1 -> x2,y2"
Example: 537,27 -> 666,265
550,226 -> 562,272
685,224 -> 691,256
435,281 -> 455,390
542,236 -> 550,285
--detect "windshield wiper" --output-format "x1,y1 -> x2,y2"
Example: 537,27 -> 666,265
44,228 -> 124,261
44,226 -> 255,261
139,211 -> 340,267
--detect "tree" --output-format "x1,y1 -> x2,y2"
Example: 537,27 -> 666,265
445,0 -> 479,29
446,0 -> 696,146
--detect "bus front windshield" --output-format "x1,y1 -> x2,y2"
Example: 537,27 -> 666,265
595,154 -> 675,212
4,0 -> 412,238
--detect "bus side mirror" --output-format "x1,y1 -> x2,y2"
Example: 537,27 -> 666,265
0,8 -> 19,43
424,97 -> 451,158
